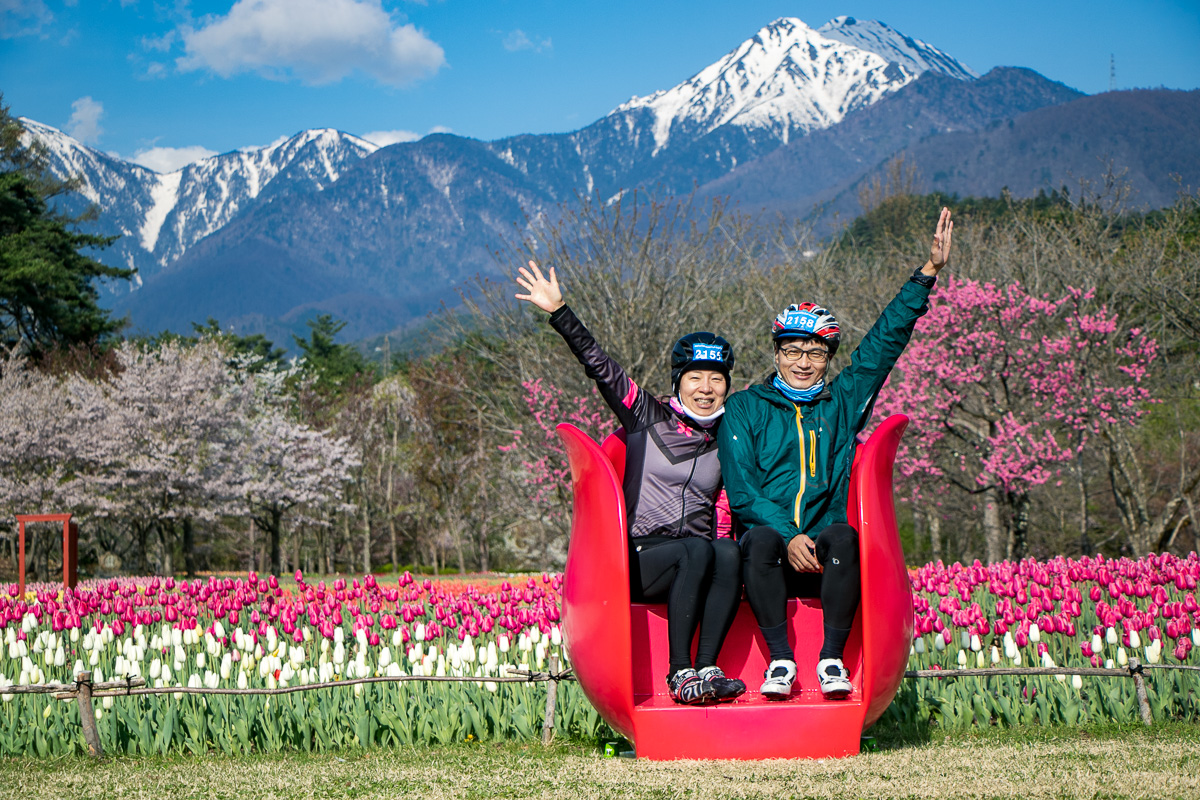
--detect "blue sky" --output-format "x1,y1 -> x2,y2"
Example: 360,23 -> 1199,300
2,0 -> 1198,172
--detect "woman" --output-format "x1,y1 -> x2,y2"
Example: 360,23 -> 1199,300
515,261 -> 744,704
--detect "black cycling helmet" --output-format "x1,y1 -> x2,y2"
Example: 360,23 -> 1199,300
670,332 -> 734,393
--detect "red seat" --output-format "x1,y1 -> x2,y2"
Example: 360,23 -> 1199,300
558,415 -> 913,760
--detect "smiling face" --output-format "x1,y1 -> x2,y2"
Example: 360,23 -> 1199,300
677,369 -> 730,416
774,337 -> 830,391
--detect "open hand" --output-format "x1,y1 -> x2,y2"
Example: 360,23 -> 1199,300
925,207 -> 953,274
515,261 -> 565,314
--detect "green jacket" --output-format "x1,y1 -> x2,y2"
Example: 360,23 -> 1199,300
718,278 -> 932,543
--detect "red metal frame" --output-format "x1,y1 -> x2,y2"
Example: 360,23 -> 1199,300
558,415 -> 913,760
15,513 -> 77,598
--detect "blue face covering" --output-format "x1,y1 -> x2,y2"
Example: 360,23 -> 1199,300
773,374 -> 825,403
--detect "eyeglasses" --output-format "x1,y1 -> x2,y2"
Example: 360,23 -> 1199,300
777,346 -> 829,364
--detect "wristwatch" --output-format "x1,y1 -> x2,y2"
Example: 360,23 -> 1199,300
909,267 -> 937,288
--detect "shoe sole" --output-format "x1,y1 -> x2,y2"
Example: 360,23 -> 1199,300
760,687 -> 792,700
821,685 -> 852,700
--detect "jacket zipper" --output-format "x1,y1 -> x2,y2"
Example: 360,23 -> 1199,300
793,405 -> 806,527
809,429 -> 817,477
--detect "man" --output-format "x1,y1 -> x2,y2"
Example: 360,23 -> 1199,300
718,208 -> 952,699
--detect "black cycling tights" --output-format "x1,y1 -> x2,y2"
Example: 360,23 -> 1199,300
740,524 -> 861,661
629,535 -> 742,675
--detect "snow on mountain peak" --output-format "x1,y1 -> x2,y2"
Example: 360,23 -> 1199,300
817,16 -> 977,81
611,16 -> 974,153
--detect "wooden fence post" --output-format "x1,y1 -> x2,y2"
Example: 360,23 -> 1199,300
75,671 -> 103,758
542,655 -> 559,746
1129,658 -> 1153,726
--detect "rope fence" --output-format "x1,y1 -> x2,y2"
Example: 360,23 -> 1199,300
9,656 -> 570,757
900,657 -> 1190,726
8,657 -> 1195,758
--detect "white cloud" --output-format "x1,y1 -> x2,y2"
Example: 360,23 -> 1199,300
362,129 -> 419,146
502,28 -> 551,53
0,0 -> 53,39
428,125 -> 452,135
131,144 -> 218,173
66,96 -> 104,144
176,0 -> 445,87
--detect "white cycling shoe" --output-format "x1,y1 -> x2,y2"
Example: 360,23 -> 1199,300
759,659 -> 796,700
817,658 -> 852,699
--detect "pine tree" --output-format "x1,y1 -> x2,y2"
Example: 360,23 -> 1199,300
0,96 -> 133,352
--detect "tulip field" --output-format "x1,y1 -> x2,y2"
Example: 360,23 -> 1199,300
888,552 -> 1200,732
2,552 -> 1200,758
0,570 -> 609,757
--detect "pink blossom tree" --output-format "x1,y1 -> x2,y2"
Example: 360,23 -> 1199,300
875,276 -> 1158,562
501,378 -> 609,542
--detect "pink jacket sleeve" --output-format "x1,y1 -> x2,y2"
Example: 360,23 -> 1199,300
715,489 -> 732,539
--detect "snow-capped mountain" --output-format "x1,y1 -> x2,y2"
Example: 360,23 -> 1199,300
612,17 -> 975,152
22,119 -> 378,291
17,15 -> 1117,348
25,16 -> 973,286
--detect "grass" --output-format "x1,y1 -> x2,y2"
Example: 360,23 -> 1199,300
1,721 -> 1198,800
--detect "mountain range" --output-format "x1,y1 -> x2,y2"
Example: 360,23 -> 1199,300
21,15 -> 1200,348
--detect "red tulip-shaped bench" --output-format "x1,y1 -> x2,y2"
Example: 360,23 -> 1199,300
557,414 -> 914,760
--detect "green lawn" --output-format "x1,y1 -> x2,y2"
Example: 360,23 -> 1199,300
2,722 -> 1198,800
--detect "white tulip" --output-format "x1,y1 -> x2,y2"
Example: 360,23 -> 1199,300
1117,647 -> 1128,667
1091,633 -> 1104,655
933,632 -> 946,651
237,671 -> 249,690
1071,675 -> 1083,690
1029,623 -> 1040,643
957,649 -> 967,667
914,638 -> 926,654
1106,627 -> 1119,646
1129,630 -> 1142,649
990,646 -> 1000,665
970,634 -> 981,652
551,626 -> 562,646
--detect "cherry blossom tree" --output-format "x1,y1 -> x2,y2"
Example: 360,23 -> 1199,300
500,378 -> 608,555
876,276 -> 1158,562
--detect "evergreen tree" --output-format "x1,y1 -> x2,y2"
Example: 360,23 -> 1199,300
293,313 -> 368,392
0,97 -> 132,352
